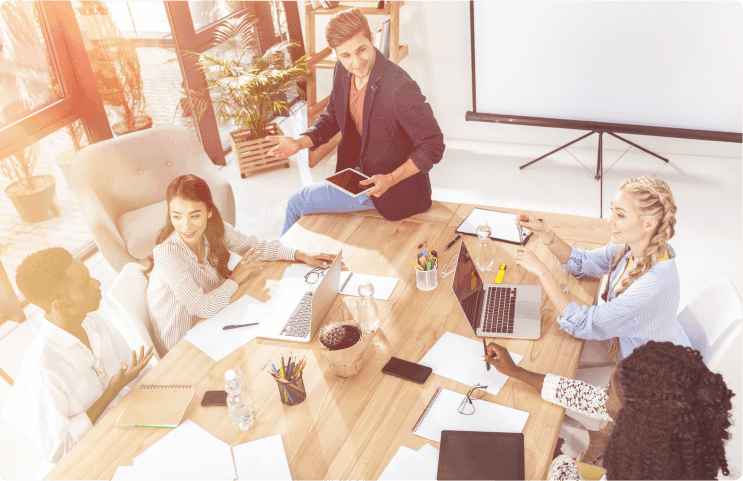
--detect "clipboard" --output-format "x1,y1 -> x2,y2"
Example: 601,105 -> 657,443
455,208 -> 534,246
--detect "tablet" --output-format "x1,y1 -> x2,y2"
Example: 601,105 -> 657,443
324,168 -> 374,198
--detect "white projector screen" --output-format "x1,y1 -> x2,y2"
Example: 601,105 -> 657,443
470,2 -> 742,141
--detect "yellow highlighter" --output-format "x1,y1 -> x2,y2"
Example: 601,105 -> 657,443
494,263 -> 506,284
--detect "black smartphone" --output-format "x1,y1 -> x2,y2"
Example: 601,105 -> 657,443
382,357 -> 432,384
201,390 -> 227,406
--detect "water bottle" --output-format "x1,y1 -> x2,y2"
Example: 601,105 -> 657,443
475,219 -> 494,271
358,277 -> 380,332
223,370 -> 254,432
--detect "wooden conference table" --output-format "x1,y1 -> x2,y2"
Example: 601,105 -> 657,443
47,201 -> 611,481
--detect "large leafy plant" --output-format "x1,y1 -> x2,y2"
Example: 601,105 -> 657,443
187,15 -> 307,141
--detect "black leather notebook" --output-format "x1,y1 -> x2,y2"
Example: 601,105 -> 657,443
437,431 -> 525,480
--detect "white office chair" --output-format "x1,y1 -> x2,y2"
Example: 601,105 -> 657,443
676,279 -> 742,362
708,320 -> 742,480
106,263 -> 160,362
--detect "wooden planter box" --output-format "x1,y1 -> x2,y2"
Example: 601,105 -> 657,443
229,123 -> 290,177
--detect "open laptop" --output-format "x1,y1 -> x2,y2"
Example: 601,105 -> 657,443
451,243 -> 542,339
257,251 -> 342,343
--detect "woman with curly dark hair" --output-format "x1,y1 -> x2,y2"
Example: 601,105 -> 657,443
482,341 -> 734,480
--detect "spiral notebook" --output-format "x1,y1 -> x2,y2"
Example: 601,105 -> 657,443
412,387 -> 529,443
116,384 -> 195,428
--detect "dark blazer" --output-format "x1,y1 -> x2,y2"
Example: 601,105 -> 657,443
304,48 -> 445,221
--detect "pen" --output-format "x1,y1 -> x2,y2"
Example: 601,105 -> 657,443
483,337 -> 490,371
410,260 -> 424,271
443,234 -> 462,251
222,322 -> 259,330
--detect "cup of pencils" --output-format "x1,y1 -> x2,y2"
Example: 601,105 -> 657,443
411,250 -> 438,291
269,355 -> 306,406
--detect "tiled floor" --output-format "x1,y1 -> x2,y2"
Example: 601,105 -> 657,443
0,104 -> 740,479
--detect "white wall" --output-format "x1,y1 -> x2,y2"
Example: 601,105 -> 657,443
298,1 -> 742,158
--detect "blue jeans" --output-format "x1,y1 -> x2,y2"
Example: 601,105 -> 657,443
282,182 -> 375,236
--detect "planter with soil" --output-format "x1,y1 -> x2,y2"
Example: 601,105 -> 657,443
319,322 -> 367,377
5,175 -> 57,223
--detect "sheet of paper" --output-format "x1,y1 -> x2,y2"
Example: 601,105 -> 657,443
457,208 -> 526,244
111,466 -> 159,481
133,420 -> 236,481
340,273 -> 399,301
185,294 -> 270,362
418,331 -> 524,394
413,388 -> 530,443
379,443 -> 440,481
233,433 -> 292,480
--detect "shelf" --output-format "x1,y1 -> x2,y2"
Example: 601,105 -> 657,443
314,44 -> 408,69
308,1 -> 401,16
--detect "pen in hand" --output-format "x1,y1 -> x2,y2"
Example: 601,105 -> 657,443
483,337 -> 490,371
222,322 -> 259,330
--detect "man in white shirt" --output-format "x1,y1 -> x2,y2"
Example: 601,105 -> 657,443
1,248 -> 153,464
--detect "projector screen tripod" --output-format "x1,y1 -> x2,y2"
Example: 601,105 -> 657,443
519,131 -> 669,218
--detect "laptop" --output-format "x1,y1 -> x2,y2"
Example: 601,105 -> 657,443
437,431 -> 525,480
451,243 -> 542,339
257,250 -> 342,343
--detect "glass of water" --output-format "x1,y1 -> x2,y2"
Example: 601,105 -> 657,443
552,255 -> 570,294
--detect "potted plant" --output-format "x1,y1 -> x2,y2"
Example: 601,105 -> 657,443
187,14 -> 308,177
318,321 -> 367,377
1,142 -> 56,223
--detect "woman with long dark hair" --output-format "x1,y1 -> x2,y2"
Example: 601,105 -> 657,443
483,341 -> 734,480
144,174 -> 334,356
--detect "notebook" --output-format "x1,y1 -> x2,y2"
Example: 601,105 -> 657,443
437,431 -> 525,480
412,387 -> 529,443
116,384 -> 195,428
456,208 -> 533,245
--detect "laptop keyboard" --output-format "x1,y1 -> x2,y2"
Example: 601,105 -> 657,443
280,291 -> 314,338
482,287 -> 516,334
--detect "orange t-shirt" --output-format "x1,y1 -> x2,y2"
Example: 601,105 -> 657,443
349,77 -> 368,135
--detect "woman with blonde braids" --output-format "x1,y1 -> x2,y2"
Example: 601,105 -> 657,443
514,176 -> 691,362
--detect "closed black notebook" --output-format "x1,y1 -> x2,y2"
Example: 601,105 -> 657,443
437,431 -> 525,480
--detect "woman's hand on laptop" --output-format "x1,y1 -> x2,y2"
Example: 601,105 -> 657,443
295,251 -> 336,267
230,248 -> 263,284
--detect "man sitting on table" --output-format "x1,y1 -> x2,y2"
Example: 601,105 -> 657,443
269,7 -> 445,235
1,248 -> 153,464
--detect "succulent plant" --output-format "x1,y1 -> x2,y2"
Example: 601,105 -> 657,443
319,322 -> 346,349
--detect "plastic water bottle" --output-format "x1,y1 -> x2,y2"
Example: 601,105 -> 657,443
475,219 -> 494,271
223,370 -> 254,432
358,277 -> 380,332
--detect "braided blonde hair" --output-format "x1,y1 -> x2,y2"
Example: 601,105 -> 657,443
601,176 -> 677,303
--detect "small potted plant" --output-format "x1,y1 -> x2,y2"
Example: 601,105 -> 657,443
319,321 -> 366,377
186,14 -> 308,177
1,142 -> 56,223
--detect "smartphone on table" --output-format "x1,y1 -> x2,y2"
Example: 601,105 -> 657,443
382,357 -> 432,384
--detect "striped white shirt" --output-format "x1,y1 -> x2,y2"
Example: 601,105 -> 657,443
147,222 -> 297,355
558,242 -> 690,360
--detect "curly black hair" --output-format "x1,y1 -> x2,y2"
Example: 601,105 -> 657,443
15,247 -> 73,312
602,341 -> 734,480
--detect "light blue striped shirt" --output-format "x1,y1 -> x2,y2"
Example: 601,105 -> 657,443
558,242 -> 690,360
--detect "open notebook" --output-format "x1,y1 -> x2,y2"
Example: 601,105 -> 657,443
413,387 -> 529,443
456,208 -> 532,245
116,385 -> 195,428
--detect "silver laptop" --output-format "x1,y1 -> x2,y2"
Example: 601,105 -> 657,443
257,250 -> 342,343
451,243 -> 542,339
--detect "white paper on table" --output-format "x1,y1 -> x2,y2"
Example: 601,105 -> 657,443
233,433 -> 292,480
133,420 -> 236,481
412,388 -> 529,443
111,466 -> 159,481
418,331 -> 523,394
379,443 -> 440,481
339,273 -> 399,301
457,208 -> 526,244
184,294 -> 270,362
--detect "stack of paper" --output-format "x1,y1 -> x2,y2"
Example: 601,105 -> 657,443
379,444 -> 440,480
185,294 -> 270,362
418,331 -> 524,394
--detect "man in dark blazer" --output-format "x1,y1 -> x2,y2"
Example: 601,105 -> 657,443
269,8 -> 445,235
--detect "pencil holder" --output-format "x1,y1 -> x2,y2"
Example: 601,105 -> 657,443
275,371 -> 306,406
415,265 -> 438,291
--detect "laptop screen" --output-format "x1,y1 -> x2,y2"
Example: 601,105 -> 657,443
451,243 -> 484,331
